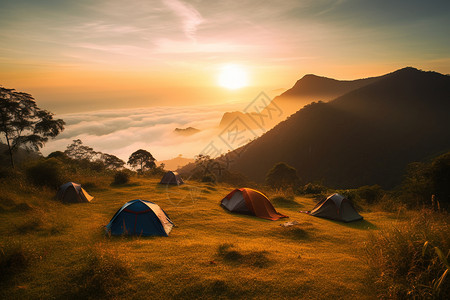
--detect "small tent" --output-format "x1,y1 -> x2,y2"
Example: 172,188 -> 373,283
304,193 -> 363,222
106,199 -> 173,236
56,182 -> 93,203
221,188 -> 288,220
160,171 -> 184,185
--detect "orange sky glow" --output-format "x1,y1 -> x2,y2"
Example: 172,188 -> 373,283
1,0 -> 449,114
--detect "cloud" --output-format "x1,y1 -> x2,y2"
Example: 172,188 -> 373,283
42,103 -> 246,162
162,0 -> 204,40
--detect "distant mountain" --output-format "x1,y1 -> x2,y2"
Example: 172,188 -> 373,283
218,111 -> 260,129
274,73 -> 380,114
159,155 -> 195,171
219,72 -> 381,130
224,67 -> 450,188
174,127 -> 200,136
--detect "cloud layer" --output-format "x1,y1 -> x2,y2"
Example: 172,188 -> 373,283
42,103 -> 245,162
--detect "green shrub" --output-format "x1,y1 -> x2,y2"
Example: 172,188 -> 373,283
25,158 -> 66,189
365,209 -> 450,299
112,170 -> 130,185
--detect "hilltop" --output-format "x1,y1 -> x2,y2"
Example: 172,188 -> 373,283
159,155 -> 195,170
224,67 -> 450,188
219,72 -> 381,131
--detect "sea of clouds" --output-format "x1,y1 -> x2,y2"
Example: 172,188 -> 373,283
42,103 -> 245,162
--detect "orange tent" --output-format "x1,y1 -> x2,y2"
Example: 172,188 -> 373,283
220,188 -> 288,221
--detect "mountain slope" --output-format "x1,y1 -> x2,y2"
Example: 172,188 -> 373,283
219,72 -> 380,130
225,67 -> 450,188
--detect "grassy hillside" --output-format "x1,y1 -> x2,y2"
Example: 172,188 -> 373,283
2,173 -> 447,299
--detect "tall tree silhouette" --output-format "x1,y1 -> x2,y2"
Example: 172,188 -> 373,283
128,149 -> 156,172
0,87 -> 65,168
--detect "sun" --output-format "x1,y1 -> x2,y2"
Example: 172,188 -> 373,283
218,64 -> 248,90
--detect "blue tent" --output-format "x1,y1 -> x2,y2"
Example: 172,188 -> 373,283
106,199 -> 173,236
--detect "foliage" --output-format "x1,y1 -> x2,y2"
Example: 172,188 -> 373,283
193,154 -> 221,178
296,182 -> 327,195
142,164 -> 166,177
265,162 -> 299,189
64,139 -> 125,171
65,139 -> 99,161
401,151 -> 450,208
112,170 -> 130,185
25,158 -> 66,189
127,149 -> 156,172
365,209 -> 450,299
191,154 -> 247,185
101,153 -> 125,170
0,87 -> 65,168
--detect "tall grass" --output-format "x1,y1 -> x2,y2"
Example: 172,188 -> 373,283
0,240 -> 35,285
364,209 -> 449,299
58,245 -> 132,299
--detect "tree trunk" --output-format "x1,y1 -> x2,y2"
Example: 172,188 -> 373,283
5,135 -> 14,169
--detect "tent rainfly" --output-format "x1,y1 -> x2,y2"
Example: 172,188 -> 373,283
303,193 -> 363,222
56,182 -> 93,203
221,188 -> 288,221
106,199 -> 173,236
160,171 -> 184,185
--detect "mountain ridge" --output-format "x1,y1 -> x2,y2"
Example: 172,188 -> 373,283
223,67 -> 450,188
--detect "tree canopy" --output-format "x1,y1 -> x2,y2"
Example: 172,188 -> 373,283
63,139 -> 125,170
0,87 -> 65,168
128,149 -> 156,172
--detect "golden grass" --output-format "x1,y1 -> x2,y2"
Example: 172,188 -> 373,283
0,176 -> 418,299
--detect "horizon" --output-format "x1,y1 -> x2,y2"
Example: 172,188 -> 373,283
1,0 -> 450,114
2,0 -> 450,163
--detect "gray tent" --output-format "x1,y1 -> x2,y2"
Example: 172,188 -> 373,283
307,193 -> 362,222
56,182 -> 93,203
159,171 -> 184,185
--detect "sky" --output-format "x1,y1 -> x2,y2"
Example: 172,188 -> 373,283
1,0 -> 449,113
1,0 -> 450,161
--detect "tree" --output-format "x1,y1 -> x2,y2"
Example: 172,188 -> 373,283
266,162 -> 299,189
0,87 -> 65,168
194,154 -> 223,179
127,149 -> 156,172
102,153 -> 125,170
64,139 -> 99,161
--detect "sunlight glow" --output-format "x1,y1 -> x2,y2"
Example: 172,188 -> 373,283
218,64 -> 248,90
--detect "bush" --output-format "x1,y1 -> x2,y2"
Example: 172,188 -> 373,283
365,209 -> 450,299
401,151 -> 450,209
296,183 -> 327,195
25,158 -> 66,189
356,185 -> 384,204
112,171 -> 130,185
201,174 -> 216,183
